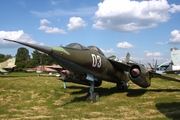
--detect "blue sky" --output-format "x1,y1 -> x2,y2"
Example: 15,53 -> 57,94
0,0 -> 180,65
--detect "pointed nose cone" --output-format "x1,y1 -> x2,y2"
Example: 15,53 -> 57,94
3,39 -> 52,54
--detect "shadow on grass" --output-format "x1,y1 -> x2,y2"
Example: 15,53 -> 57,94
156,102 -> 180,120
62,86 -> 180,105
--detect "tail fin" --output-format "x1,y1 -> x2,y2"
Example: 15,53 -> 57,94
1,57 -> 16,68
125,52 -> 130,63
8,57 -> 16,68
0,57 -> 16,74
171,47 -> 180,66
153,60 -> 157,72
147,62 -> 153,69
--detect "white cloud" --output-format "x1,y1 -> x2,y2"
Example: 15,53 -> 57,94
156,42 -> 165,45
67,17 -> 87,31
100,48 -> 114,54
39,25 -> 67,34
38,19 -> 67,34
31,7 -> 97,18
0,30 -> 24,40
143,51 -> 165,64
167,30 -> 180,44
0,30 -> 37,48
169,4 -> 180,13
40,19 -> 51,25
144,51 -> 163,57
117,42 -> 134,49
93,0 -> 180,32
50,0 -> 59,6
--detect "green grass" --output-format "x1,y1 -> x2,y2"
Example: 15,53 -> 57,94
0,73 -> 180,119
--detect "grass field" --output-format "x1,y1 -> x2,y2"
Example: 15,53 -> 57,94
1,72 -> 180,120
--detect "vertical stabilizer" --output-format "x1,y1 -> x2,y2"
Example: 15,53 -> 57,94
0,57 -> 16,69
171,47 -> 180,66
125,52 -> 130,63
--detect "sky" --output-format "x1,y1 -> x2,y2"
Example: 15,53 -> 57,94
0,0 -> 180,65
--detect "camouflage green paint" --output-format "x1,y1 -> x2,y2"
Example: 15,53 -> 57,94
52,47 -> 70,55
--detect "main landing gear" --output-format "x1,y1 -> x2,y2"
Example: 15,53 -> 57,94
86,81 -> 99,103
116,82 -> 129,90
86,74 -> 100,103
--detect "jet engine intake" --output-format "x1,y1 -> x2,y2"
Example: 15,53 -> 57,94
129,64 -> 151,88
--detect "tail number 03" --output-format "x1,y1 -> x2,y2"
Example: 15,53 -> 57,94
91,54 -> 101,68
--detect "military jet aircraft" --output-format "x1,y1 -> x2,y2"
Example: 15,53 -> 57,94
0,57 -> 16,74
148,47 -> 180,74
3,38 -> 180,102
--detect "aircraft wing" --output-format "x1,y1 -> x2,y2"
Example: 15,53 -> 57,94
108,58 -> 131,71
108,57 -> 180,83
163,70 -> 180,74
150,71 -> 180,82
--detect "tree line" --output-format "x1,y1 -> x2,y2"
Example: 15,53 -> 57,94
0,47 -> 56,72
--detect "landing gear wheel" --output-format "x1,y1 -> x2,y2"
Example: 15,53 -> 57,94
92,92 -> 99,103
116,82 -> 129,90
86,92 -> 99,103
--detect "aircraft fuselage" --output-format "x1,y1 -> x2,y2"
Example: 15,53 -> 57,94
50,46 -> 130,83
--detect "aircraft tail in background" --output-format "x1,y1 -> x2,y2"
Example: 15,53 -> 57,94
0,57 -> 16,74
170,47 -> 180,70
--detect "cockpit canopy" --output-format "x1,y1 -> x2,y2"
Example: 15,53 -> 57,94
88,45 -> 104,56
65,43 -> 88,50
65,43 -> 105,56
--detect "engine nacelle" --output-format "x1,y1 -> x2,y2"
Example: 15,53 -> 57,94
129,64 -> 151,88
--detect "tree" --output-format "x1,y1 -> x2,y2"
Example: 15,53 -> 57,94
30,50 -> 42,67
30,50 -> 55,67
41,53 -> 55,65
16,47 -> 30,62
14,48 -> 56,71
15,47 -> 30,71
0,54 -> 12,62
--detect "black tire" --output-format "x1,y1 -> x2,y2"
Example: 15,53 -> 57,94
86,92 -> 99,102
116,83 -> 129,90
86,92 -> 91,102
92,92 -> 99,103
